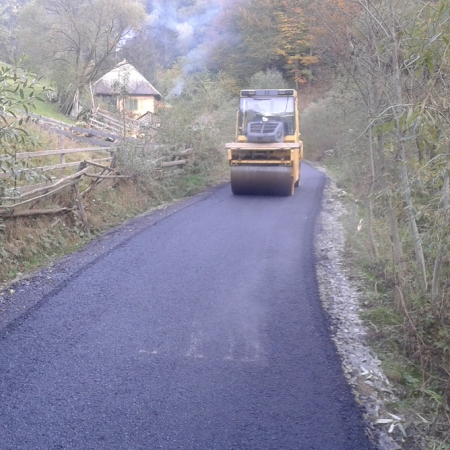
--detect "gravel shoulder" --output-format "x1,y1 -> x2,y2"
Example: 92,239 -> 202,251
315,171 -> 402,450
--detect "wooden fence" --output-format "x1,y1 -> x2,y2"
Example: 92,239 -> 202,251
32,114 -> 123,147
0,147 -> 113,180
0,144 -> 193,233
30,109 -> 160,148
88,108 -> 160,138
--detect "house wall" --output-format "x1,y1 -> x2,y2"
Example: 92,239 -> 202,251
135,96 -> 157,114
120,96 -> 156,115
96,95 -> 157,116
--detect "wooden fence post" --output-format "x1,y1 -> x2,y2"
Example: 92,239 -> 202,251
72,161 -> 90,236
73,182 -> 90,236
59,135 -> 65,164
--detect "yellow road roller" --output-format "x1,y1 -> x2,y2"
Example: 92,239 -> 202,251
226,89 -> 303,196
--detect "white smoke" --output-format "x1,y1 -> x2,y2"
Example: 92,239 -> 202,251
176,22 -> 195,47
169,77 -> 185,97
149,0 -> 222,95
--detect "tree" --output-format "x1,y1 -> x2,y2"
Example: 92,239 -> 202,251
305,1 -> 450,400
121,28 -> 160,85
205,3 -> 245,83
248,69 -> 289,89
0,63 -> 46,149
0,0 -> 24,63
206,0 -> 317,88
275,0 -> 317,89
0,62 -> 48,260
18,0 -> 146,116
156,71 -> 236,176
236,0 -> 283,73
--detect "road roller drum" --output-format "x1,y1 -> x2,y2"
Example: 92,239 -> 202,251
231,165 -> 293,196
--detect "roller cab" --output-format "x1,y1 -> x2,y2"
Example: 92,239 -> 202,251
226,89 -> 303,196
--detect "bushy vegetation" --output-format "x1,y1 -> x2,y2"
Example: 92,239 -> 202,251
302,1 -> 450,440
155,72 -> 236,173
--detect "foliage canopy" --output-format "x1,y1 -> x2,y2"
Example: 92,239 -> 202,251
18,0 -> 146,115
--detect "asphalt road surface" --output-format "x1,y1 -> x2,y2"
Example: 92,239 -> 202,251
0,163 -> 375,449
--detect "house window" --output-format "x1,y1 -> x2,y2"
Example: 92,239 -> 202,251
125,98 -> 138,111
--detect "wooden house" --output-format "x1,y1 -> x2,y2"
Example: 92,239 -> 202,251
92,60 -> 162,116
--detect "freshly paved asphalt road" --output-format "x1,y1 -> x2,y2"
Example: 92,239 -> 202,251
0,163 -> 375,449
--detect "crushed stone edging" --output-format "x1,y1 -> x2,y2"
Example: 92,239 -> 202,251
315,173 -> 402,450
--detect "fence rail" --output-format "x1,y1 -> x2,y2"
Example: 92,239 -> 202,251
88,108 -> 160,138
0,106 -> 188,237
0,147 -> 114,180
1,143 -> 193,232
